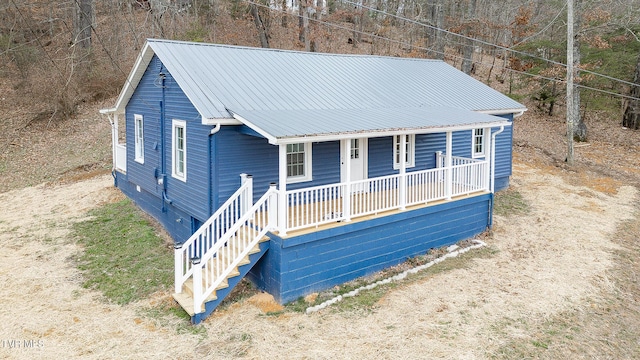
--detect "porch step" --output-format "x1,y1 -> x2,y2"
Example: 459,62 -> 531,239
172,236 -> 270,320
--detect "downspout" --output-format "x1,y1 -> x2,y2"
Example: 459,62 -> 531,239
159,69 -> 170,211
490,126 -> 505,194
208,122 -> 221,215
210,123 -> 221,135
488,125 -> 505,228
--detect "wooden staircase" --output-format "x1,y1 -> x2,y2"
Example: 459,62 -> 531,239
172,177 -> 278,324
173,235 -> 270,324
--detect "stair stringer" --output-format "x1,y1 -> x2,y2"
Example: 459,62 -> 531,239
191,239 -> 271,324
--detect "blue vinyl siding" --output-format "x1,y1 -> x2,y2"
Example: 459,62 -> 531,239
368,132 -> 472,177
492,114 -> 514,182
123,55 -> 211,225
250,194 -> 492,303
214,130 -> 341,207
125,56 -> 163,196
162,64 -> 211,222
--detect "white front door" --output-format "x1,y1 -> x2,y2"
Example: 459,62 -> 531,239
341,138 -> 368,183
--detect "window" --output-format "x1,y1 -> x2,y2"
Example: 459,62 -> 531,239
472,128 -> 485,158
286,143 -> 312,183
134,114 -> 144,163
350,139 -> 360,159
393,134 -> 415,169
172,120 -> 186,181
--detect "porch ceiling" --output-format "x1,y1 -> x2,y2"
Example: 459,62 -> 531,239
229,106 -> 513,144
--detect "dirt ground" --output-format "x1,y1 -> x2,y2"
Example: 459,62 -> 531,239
1,97 -> 639,358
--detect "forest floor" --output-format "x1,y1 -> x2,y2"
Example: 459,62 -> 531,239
1,87 -> 640,358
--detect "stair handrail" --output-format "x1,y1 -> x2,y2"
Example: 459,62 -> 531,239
192,185 -> 278,314
174,174 -> 253,293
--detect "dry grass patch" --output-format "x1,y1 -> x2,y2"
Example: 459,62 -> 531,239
491,201 -> 640,359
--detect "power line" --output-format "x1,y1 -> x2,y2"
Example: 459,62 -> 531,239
244,0 -> 639,101
336,0 -> 639,89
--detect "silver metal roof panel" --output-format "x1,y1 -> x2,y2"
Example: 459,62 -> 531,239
147,39 -> 526,123
231,106 -> 512,142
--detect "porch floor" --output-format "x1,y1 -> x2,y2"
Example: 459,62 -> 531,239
272,186 -> 489,238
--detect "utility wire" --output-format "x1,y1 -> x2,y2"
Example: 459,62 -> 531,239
244,0 -> 639,101
337,0 -> 639,88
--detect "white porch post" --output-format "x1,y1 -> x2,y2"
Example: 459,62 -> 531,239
110,113 -> 118,170
445,131 -> 452,200
278,144 -> 288,237
343,140 -> 352,222
399,134 -> 407,210
484,128 -> 492,191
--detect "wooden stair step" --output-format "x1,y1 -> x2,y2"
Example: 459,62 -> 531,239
183,278 -> 226,298
172,291 -> 201,316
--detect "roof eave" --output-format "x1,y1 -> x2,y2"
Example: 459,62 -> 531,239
477,108 -> 528,117
271,120 -> 513,145
201,116 -> 242,126
102,41 -> 155,115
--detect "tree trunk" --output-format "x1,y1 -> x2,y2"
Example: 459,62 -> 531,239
250,4 -> 270,48
73,0 -> 93,48
622,53 -> 640,130
298,0 -> 305,42
572,0 -> 587,142
566,0 -> 575,164
426,0 -> 444,60
461,0 -> 477,74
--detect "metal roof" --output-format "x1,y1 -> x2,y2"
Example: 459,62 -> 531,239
105,39 -> 526,142
231,107 -> 513,143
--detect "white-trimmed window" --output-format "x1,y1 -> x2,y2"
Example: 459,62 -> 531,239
286,143 -> 312,183
172,119 -> 187,181
472,128 -> 486,158
134,114 -> 144,163
393,134 -> 415,169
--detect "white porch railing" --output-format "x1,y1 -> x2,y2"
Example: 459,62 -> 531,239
115,143 -> 126,172
284,158 -> 489,232
174,174 -> 253,294
191,185 -> 278,314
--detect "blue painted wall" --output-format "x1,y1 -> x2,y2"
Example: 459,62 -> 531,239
248,194 -> 492,303
119,55 -> 213,243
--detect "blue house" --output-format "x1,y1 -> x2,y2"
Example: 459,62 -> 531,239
100,39 -> 526,324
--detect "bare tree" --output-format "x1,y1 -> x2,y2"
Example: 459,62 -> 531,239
572,0 -> 587,142
622,53 -> 640,130
73,0 -> 93,49
461,0 -> 478,74
250,3 -> 270,48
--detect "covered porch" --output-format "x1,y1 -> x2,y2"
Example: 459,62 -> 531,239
271,127 -> 502,237
279,152 -> 489,236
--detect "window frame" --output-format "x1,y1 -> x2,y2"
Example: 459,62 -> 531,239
134,114 -> 144,163
393,134 -> 415,169
172,119 -> 187,182
286,142 -> 312,184
472,128 -> 486,158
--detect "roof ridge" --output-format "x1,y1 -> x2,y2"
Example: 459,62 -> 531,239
146,38 -> 445,63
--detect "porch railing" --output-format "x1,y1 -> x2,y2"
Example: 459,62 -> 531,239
192,185 -> 278,314
174,174 -> 253,294
284,157 -> 489,232
115,143 -> 126,172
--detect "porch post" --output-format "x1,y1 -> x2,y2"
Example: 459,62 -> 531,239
278,144 -> 288,236
484,128 -> 492,191
399,134 -> 407,210
110,113 -> 118,170
343,140 -> 352,222
445,131 -> 452,200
